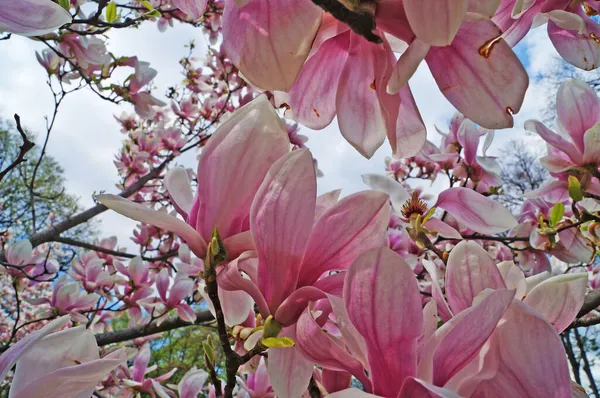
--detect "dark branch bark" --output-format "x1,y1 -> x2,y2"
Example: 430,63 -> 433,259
0,115 -> 35,183
28,155 -> 173,248
573,328 -> 600,398
95,309 -> 214,346
53,237 -> 177,262
563,330 -> 581,385
578,289 -> 600,318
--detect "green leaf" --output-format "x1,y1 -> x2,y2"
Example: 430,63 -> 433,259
549,202 -> 565,227
106,1 -> 117,23
58,0 -> 70,11
568,176 -> 583,203
262,337 -> 295,348
139,0 -> 155,11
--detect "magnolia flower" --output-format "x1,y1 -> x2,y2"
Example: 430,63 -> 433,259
363,174 -> 517,235
31,275 -> 99,323
425,240 -> 588,333
493,0 -> 600,70
527,79 -> 600,174
96,95 -> 291,260
0,0 -> 71,36
172,0 -> 208,20
218,149 -> 390,326
121,343 -> 177,397
0,315 -> 126,398
224,0 -> 528,160
152,366 -> 209,398
295,247 -> 573,397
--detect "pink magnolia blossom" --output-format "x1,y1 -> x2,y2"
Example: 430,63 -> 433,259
0,0 -> 71,36
295,247 -> 573,397
121,343 -> 177,397
363,174 -> 517,235
138,268 -> 196,325
426,240 -> 588,333
527,79 -> 600,173
96,95 -> 291,260
493,0 -> 600,70
218,149 -> 390,325
32,275 -> 99,323
171,0 -> 208,20
223,1 -> 528,159
237,357 -> 275,398
152,366 -> 209,398
0,315 -> 126,398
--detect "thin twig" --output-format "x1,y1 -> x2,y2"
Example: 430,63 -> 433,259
0,115 -> 35,183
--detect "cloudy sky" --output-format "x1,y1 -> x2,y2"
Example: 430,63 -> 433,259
0,19 -> 573,250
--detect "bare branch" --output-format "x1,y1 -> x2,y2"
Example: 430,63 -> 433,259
95,309 -> 214,346
0,115 -> 35,183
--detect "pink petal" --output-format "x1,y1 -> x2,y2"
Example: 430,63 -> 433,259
322,369 -> 352,394
95,194 -> 207,257
398,377 -> 461,398
445,241 -> 506,313
164,167 -> 194,218
171,0 -> 207,19
555,79 -> 600,153
11,349 -> 126,398
344,248 -> 422,397
424,218 -> 463,240
194,95 -> 290,241
583,123 -> 600,165
274,286 -> 327,326
0,0 -> 71,36
422,259 -> 454,322
336,34 -> 393,158
156,269 -> 170,302
315,189 -> 342,220
497,261 -> 527,300
463,301 -> 571,397
328,389 -> 380,398
457,119 -> 483,165
327,294 -> 369,370
218,288 -> 254,327
361,174 -> 410,215
216,253 -> 270,319
548,8 -> 600,71
417,289 -> 515,386
266,327 -> 314,398
176,304 -> 197,323
0,315 -> 71,382
404,0 -> 468,46
289,32 -> 350,130
435,187 -> 517,234
5,240 -> 33,265
296,308 -> 372,390
466,0 -> 501,19
392,84 -> 427,158
168,278 -> 194,305
524,273 -> 588,333
297,191 -> 390,287
425,20 -> 528,129
251,149 -> 316,313
387,38 -> 430,95
222,0 -> 322,91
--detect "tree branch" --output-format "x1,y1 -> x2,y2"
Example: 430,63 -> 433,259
53,237 -> 177,263
95,309 -> 214,346
28,155 -> 174,248
0,115 -> 35,183
577,289 -> 600,318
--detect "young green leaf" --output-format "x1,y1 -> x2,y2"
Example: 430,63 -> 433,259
549,202 -> 564,227
106,2 -> 118,23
